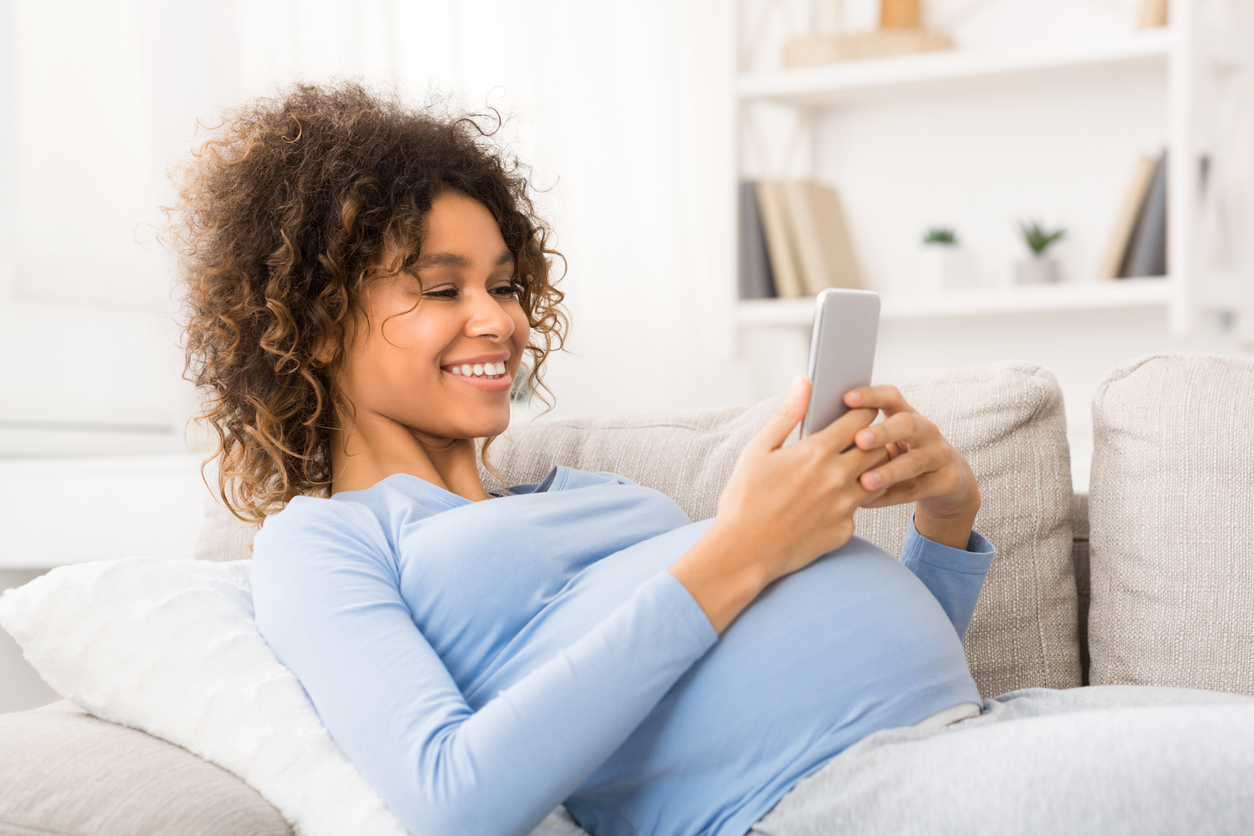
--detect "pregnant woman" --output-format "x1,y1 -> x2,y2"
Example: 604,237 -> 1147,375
172,83 -> 1253,836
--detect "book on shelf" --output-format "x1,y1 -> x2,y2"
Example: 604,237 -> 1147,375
1122,149 -> 1167,278
1137,0 -> 1168,28
1097,154 -> 1158,280
754,181 -> 805,297
782,180 -> 865,294
1097,149 -> 1167,280
738,181 -> 777,300
749,179 -> 864,299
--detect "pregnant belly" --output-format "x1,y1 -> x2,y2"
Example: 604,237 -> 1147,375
562,521 -> 982,836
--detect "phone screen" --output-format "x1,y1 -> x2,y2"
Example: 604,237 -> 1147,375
802,289 -> 881,438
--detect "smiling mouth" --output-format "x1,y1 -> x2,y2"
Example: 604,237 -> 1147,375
446,361 -> 508,379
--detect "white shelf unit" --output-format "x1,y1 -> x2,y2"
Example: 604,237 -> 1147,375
738,28 -> 1174,107
737,276 -> 1173,326
734,2 -> 1254,337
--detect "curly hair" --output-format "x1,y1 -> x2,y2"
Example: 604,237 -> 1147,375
167,82 -> 567,525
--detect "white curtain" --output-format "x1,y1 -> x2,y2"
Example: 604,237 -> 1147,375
0,0 -> 742,456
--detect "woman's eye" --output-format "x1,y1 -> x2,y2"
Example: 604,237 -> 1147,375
422,284 -> 519,301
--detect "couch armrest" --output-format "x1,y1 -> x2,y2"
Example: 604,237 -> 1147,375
0,701 -> 292,836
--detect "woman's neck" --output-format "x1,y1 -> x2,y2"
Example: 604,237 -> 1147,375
329,414 -> 489,501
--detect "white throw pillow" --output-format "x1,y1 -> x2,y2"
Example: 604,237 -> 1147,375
0,557 -> 587,836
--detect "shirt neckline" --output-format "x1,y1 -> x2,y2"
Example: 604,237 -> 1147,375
331,465 -> 566,509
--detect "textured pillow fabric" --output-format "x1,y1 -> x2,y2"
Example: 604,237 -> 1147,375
482,399 -> 783,522
1088,353 -> 1254,696
0,700 -> 293,836
485,361 -> 1081,698
0,559 -> 588,836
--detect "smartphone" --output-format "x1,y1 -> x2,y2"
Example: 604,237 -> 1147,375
801,288 -> 881,438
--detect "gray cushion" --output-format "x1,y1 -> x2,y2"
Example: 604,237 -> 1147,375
0,701 -> 291,836
485,361 -> 1081,698
1088,353 -> 1254,696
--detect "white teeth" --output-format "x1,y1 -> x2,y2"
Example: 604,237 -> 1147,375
450,361 -> 508,378
451,360 -> 509,378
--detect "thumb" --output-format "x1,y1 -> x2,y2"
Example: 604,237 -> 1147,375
752,375 -> 809,453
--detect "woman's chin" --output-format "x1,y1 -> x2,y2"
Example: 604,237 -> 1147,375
409,408 -> 512,446
467,411 -> 513,441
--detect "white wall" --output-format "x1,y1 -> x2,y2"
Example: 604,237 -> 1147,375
0,0 -> 743,460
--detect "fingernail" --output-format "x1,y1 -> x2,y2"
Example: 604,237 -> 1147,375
847,390 -> 863,406
864,472 -> 882,489
789,375 -> 805,396
856,430 -> 874,447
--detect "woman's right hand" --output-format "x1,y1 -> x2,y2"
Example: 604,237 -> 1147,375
669,376 -> 889,633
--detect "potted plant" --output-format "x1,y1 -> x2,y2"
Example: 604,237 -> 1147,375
1015,220 -> 1066,284
919,226 -> 973,292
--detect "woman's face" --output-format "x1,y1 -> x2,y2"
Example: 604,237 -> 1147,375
334,190 -> 530,445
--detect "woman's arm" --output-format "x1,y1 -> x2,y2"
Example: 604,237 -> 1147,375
670,376 -> 893,633
899,515 -> 995,638
252,505 -> 716,836
670,378 -> 988,637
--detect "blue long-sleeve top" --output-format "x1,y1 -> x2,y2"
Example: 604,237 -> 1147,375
251,466 -> 994,836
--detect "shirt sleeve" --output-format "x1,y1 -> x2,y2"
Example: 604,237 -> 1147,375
251,501 -> 717,836
898,515 -> 995,640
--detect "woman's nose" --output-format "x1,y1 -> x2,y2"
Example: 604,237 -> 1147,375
465,288 -> 514,341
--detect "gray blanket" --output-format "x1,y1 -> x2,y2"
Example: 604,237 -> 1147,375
750,685 -> 1254,836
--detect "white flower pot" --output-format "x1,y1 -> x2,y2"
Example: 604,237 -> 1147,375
1015,256 -> 1061,284
920,245 -> 974,292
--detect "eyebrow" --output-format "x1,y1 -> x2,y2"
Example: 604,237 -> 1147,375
413,250 -> 515,271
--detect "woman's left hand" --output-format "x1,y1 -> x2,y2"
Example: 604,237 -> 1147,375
843,385 -> 981,550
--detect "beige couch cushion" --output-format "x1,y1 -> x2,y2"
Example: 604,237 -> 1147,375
485,361 -> 1080,698
1088,353 -> 1254,696
0,700 -> 292,836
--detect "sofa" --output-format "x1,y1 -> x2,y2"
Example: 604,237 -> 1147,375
1,353 -> 1251,836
